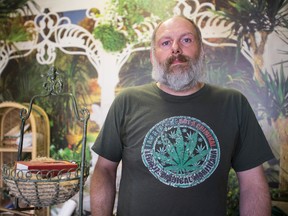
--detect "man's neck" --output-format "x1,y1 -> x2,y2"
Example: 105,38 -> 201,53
156,82 -> 204,96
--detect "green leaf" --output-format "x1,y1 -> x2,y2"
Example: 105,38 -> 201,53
93,24 -> 127,52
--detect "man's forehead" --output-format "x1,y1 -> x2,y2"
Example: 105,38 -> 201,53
156,17 -> 197,39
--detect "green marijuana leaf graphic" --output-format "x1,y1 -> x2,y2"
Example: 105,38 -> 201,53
153,126 -> 210,174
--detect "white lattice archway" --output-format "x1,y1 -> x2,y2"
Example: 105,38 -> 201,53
0,0 -> 250,126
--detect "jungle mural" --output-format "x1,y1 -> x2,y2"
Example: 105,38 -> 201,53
0,0 -> 288,215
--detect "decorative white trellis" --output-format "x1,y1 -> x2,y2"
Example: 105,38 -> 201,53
0,0 -> 251,126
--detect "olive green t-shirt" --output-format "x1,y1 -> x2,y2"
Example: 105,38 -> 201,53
92,83 -> 274,216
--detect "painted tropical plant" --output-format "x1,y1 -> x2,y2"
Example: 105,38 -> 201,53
261,63 -> 288,122
0,0 -> 38,44
93,0 -> 175,52
93,24 -> 127,52
213,1 -> 288,190
226,169 -> 240,216
263,63 -> 288,189
214,0 -> 288,85
118,51 -> 152,87
53,52 -> 93,144
50,134 -> 94,164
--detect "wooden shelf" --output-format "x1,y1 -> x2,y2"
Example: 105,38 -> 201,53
0,146 -> 32,152
0,102 -> 50,156
0,141 -> 32,151
0,102 -> 50,215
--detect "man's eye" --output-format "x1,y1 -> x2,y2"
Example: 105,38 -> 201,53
182,38 -> 192,43
161,41 -> 170,46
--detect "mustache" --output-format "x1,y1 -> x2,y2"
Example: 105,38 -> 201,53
166,54 -> 190,65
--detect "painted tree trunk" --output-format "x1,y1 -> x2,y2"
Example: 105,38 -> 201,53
273,117 -> 288,190
249,31 -> 269,86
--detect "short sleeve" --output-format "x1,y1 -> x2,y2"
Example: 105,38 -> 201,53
91,96 -> 124,162
231,95 -> 274,172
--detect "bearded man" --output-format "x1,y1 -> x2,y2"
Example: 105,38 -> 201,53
90,16 -> 274,216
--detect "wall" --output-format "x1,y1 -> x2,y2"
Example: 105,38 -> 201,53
0,0 -> 288,214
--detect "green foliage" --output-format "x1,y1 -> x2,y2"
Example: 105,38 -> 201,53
118,51 -> 152,87
0,57 -> 49,103
15,61 -> 49,102
113,0 -> 174,22
260,62 -> 288,121
227,169 -> 240,216
50,143 -> 92,164
240,61 -> 288,123
93,0 -> 175,52
1,50 -> 93,151
0,70 -> 14,102
53,51 -> 93,136
227,175 -> 288,215
1,15 -> 30,42
204,47 -> 254,95
271,188 -> 288,202
213,0 -> 288,39
113,0 -> 174,42
205,61 -> 249,89
0,0 -> 39,43
0,0 -> 37,17
93,24 -> 127,52
50,134 -> 95,163
54,52 -> 92,97
217,0 -> 288,35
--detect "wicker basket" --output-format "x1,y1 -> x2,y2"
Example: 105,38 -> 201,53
2,163 -> 89,207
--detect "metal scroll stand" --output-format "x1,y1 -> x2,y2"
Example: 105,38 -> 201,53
4,66 -> 90,215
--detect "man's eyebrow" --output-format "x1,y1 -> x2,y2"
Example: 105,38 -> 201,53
181,32 -> 196,37
158,32 -> 195,39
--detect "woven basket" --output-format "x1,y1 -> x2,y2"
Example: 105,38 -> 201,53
2,164 -> 89,207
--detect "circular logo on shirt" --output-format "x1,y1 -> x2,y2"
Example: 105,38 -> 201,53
141,116 -> 220,188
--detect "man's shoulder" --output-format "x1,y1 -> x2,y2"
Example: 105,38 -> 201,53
206,83 -> 244,97
205,84 -> 251,110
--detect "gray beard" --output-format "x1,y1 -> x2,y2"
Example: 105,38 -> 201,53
151,54 -> 204,91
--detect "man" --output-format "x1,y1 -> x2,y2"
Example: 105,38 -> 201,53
90,16 -> 274,216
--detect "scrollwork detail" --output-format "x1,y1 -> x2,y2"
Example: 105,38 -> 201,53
42,66 -> 64,95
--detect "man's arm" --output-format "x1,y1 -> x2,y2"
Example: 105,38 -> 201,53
237,165 -> 271,216
90,156 -> 119,216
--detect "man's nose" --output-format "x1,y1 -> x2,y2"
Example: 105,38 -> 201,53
171,41 -> 182,55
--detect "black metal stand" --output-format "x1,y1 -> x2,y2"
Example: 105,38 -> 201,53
1,66 -> 90,215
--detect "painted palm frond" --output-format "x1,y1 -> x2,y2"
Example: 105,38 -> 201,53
262,63 -> 288,120
212,0 -> 288,85
0,0 -> 39,43
0,0 -> 38,18
215,0 -> 288,36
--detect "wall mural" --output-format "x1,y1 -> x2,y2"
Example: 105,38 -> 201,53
0,0 -> 288,214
